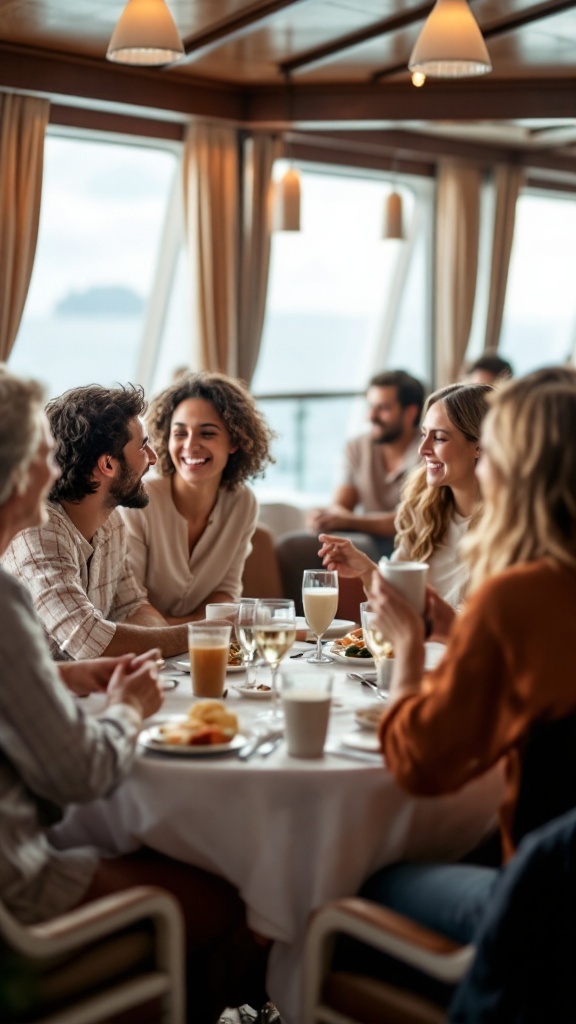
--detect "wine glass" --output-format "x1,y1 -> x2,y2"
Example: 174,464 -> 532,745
302,569 -> 339,664
254,598 -> 297,717
360,601 -> 394,693
235,598 -> 258,687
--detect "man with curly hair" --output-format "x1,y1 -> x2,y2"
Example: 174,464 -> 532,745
4,384 -> 189,659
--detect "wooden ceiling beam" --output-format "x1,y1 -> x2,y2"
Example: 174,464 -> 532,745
246,77 -> 576,127
180,0 -> 309,62
278,1 -> 436,76
0,43 -> 243,122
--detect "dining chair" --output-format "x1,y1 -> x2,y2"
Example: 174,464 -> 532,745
0,885 -> 185,1024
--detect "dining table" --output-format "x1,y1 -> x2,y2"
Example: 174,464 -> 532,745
50,638 -> 504,1023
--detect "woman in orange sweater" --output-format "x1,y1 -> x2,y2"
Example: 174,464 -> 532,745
361,370 -> 576,943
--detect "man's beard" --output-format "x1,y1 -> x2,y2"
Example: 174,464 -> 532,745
372,422 -> 404,445
107,457 -> 149,510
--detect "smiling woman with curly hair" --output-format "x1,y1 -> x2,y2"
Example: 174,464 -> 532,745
122,371 -> 275,622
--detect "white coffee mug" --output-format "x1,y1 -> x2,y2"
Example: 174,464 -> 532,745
377,559 -> 429,614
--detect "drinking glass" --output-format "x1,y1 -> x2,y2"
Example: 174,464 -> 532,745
206,602 -> 240,624
187,621 -> 232,699
235,598 -> 258,687
302,569 -> 339,664
254,598 -> 297,716
360,601 -> 394,692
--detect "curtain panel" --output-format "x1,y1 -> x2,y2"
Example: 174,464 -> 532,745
484,164 -> 524,352
0,93 -> 50,362
182,122 -> 276,384
434,162 -> 482,388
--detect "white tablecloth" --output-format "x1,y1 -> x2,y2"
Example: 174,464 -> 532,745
51,645 -> 503,1022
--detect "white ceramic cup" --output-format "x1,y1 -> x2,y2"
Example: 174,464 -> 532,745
376,657 -> 394,693
377,559 -> 429,614
281,673 -> 333,759
206,602 -> 240,624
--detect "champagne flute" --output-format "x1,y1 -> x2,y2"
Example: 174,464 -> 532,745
235,598 -> 257,687
302,569 -> 339,664
360,601 -> 394,692
254,598 -> 297,717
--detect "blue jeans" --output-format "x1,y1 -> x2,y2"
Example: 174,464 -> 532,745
360,861 -> 499,945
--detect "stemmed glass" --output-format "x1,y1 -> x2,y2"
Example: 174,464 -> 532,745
302,569 -> 339,664
360,601 -> 393,695
235,598 -> 258,687
254,598 -> 297,717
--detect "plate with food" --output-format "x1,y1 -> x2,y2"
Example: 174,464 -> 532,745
175,640 -> 246,674
354,704 -> 385,732
140,700 -> 245,755
330,627 -> 375,665
230,682 -> 273,700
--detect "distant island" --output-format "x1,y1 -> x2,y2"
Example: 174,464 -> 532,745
55,286 -> 144,317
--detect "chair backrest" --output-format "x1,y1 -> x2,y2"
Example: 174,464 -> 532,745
241,524 -> 284,599
512,711 -> 576,847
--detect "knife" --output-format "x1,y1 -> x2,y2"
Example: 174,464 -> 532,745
237,728 -> 283,761
324,744 -> 382,765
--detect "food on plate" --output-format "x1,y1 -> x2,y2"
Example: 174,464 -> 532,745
228,641 -> 243,667
332,628 -> 393,659
158,700 -> 239,747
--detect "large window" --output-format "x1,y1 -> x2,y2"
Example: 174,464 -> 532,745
10,132 -> 179,398
499,191 -> 576,375
252,164 -> 431,502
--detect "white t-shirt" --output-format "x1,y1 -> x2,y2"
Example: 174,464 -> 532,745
394,512 -> 470,608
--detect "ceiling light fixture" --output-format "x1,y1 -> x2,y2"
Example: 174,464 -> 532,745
107,0 -> 185,66
411,70 -> 427,88
274,75 -> 301,232
383,188 -> 404,241
409,0 -> 491,79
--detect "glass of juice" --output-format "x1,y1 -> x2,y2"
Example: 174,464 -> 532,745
302,569 -> 339,664
187,621 -> 232,698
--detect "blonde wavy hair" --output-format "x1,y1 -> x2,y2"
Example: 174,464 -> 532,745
394,382 -> 492,563
465,373 -> 576,592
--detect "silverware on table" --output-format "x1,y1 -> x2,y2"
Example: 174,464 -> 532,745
237,728 -> 284,761
324,745 -> 382,764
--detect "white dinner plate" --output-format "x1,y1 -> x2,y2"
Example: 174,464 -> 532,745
329,645 -> 375,666
296,617 -> 356,641
341,730 -> 381,754
174,659 -> 245,674
230,684 -> 272,700
139,725 -> 247,756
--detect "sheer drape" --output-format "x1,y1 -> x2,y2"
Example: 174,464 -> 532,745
182,122 -> 275,383
483,164 -> 524,351
237,133 -> 277,384
0,93 -> 50,361
434,162 -> 482,387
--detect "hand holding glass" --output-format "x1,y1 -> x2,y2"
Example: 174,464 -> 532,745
254,599 -> 296,716
302,569 -> 339,663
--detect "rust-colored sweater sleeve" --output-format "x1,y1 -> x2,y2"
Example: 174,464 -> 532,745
379,562 -> 576,800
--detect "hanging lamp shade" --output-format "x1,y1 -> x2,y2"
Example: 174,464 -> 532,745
107,0 -> 185,66
383,190 -> 404,240
409,0 -> 491,78
274,167 -> 301,232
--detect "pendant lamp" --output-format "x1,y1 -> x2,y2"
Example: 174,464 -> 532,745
409,0 -> 491,78
274,166 -> 301,232
107,0 -> 185,66
383,190 -> 404,241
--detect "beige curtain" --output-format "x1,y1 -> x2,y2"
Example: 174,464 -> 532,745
182,122 -> 276,382
434,161 -> 482,387
0,93 -> 50,361
483,163 -> 524,351
182,121 -> 240,375
237,133 -> 277,384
